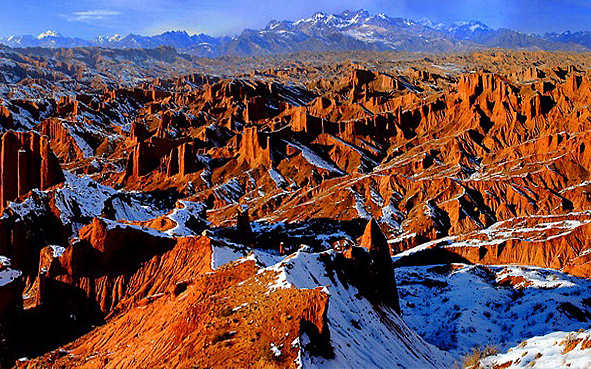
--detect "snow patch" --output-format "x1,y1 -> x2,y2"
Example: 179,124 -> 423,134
49,245 -> 66,258
481,329 -> 591,368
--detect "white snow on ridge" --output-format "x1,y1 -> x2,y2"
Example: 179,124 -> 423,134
212,178 -> 244,205
0,268 -> 21,287
263,259 -> 293,291
350,187 -> 371,219
53,172 -> 117,224
208,248 -> 452,367
284,140 -> 346,175
6,191 -> 48,218
392,213 -> 591,261
269,168 -> 288,189
380,203 -> 403,229
11,172 -> 175,233
49,245 -> 66,258
37,30 -> 60,39
392,236 -> 455,261
210,245 -> 250,270
495,266 -> 576,289
210,244 -> 283,270
165,200 -> 207,236
481,329 -> 591,369
102,218 -> 171,238
106,193 -> 171,222
449,216 -> 591,248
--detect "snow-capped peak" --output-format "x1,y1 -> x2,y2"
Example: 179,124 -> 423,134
294,11 -> 342,28
312,12 -> 327,20
340,9 -> 370,18
417,18 -> 446,31
449,20 -> 492,32
265,20 -> 281,30
37,30 -> 61,39
403,18 -> 415,26
96,34 -> 123,43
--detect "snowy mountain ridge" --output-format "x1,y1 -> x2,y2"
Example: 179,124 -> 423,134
1,9 -> 590,55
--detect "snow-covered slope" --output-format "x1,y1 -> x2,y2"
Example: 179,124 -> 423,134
481,329 -> 591,368
397,263 -> 591,359
255,250 -> 453,369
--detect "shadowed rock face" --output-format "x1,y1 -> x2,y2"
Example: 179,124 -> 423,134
359,218 -> 390,253
345,218 -> 401,313
236,208 -> 254,245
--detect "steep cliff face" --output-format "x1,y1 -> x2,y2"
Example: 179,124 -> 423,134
21,257 -> 329,369
0,131 -> 63,210
351,218 -> 401,312
237,126 -> 272,168
38,118 -> 88,161
36,234 -> 209,315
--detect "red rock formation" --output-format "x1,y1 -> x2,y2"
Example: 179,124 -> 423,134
39,118 -> 87,161
11,53 -> 591,366
76,217 -> 176,271
0,132 -> 63,210
238,126 -> 271,168
40,136 -> 64,191
55,96 -> 79,117
22,257 -> 330,369
156,111 -> 171,138
123,137 -> 177,181
359,218 -> 390,253
244,96 -> 268,123
0,106 -> 14,129
33,235 -> 210,315
129,121 -> 151,144
394,214 -> 591,280
178,142 -> 194,176
1,133 -> 19,209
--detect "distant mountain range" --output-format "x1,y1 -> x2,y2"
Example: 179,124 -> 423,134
2,9 -> 591,56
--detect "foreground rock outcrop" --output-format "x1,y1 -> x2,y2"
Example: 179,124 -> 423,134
20,246 -> 450,369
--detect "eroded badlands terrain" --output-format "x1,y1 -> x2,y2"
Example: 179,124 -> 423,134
0,49 -> 591,368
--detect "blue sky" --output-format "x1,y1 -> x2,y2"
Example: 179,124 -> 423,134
3,0 -> 591,38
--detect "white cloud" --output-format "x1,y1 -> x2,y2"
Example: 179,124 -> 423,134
68,10 -> 122,22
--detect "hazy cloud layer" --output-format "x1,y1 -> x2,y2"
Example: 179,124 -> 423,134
67,10 -> 121,22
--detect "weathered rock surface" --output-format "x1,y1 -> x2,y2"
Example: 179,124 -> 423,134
0,131 -> 63,210
21,257 -> 331,369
